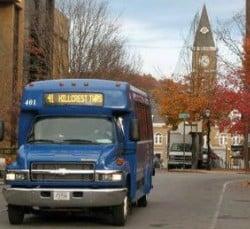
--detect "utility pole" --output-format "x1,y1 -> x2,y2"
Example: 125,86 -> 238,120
207,117 -> 211,170
245,0 -> 250,170
244,121 -> 249,170
179,112 -> 190,169
204,109 -> 211,170
191,123 -> 198,169
183,121 -> 186,169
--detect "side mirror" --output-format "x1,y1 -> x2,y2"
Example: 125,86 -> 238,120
0,120 -> 4,141
130,119 -> 139,141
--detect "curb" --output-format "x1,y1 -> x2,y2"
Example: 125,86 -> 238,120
157,169 -> 208,174
156,169 -> 250,175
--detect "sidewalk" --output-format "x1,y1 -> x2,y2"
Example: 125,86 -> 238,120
156,168 -> 250,175
214,180 -> 250,229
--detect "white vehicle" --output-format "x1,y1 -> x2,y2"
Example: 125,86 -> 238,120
168,143 -> 192,168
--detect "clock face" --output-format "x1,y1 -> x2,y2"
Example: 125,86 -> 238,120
200,26 -> 209,34
199,55 -> 210,68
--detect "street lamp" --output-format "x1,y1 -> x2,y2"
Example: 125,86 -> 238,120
204,109 -> 211,170
164,115 -> 169,170
179,112 -> 190,169
190,122 -> 198,169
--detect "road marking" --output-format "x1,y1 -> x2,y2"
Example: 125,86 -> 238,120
209,179 -> 247,229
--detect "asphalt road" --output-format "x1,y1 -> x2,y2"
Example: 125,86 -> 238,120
0,171 -> 250,228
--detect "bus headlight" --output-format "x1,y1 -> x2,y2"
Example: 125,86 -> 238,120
96,172 -> 123,182
15,173 -> 26,180
112,173 -> 123,181
5,171 -> 28,181
6,173 -> 15,181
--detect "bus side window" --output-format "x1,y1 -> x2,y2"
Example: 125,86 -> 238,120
134,102 -> 152,141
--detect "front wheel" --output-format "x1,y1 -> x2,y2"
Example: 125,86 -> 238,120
8,205 -> 24,225
137,195 -> 147,207
112,195 -> 129,226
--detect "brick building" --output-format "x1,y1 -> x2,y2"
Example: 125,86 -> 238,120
0,0 -> 69,147
205,111 -> 244,169
0,0 -> 25,147
53,8 -> 69,78
209,126 -> 244,169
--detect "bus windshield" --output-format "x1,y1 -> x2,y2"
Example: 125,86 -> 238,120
28,117 -> 115,145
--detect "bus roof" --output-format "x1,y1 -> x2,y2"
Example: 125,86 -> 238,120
22,79 -> 150,112
25,79 -> 147,97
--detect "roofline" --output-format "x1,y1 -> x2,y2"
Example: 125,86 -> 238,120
130,85 -> 148,97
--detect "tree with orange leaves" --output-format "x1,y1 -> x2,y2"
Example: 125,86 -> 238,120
153,79 -> 209,129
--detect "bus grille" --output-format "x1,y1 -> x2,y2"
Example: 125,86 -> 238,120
31,162 -> 95,181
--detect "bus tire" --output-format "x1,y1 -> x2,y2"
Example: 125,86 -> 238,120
112,195 -> 129,226
8,205 -> 24,225
137,195 -> 147,207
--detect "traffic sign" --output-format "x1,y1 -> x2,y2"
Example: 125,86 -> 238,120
179,112 -> 190,119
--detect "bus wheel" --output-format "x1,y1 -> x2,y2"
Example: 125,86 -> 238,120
112,196 -> 129,226
137,195 -> 147,207
8,205 -> 24,225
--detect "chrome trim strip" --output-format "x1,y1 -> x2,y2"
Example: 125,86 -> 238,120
80,159 -> 97,162
31,169 -> 94,175
30,169 -> 122,175
95,170 -> 122,174
6,170 -> 29,173
4,187 -> 127,192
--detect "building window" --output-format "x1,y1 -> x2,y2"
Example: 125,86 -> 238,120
232,135 -> 240,145
154,133 -> 163,145
219,134 -> 227,146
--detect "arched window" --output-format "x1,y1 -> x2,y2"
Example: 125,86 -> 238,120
154,133 -> 163,145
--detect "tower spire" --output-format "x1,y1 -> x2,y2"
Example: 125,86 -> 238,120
191,4 -> 217,95
193,4 -> 215,48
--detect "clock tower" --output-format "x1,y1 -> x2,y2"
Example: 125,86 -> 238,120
191,5 -> 217,95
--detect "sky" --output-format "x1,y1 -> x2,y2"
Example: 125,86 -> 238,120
109,0 -> 245,78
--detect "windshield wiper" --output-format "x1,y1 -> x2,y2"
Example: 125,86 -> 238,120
61,139 -> 101,144
27,139 -> 63,144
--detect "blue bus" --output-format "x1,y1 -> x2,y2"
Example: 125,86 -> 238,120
0,79 -> 154,226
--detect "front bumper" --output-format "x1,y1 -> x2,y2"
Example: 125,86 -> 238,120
168,161 -> 192,166
2,186 -> 127,208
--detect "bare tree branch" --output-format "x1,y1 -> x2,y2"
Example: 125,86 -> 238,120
57,0 -> 140,76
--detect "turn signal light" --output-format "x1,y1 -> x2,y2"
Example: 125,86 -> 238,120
116,157 -> 125,166
5,157 -> 13,166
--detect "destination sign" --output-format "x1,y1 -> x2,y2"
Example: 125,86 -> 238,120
44,93 -> 104,106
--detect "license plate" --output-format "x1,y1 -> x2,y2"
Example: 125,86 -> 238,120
53,191 -> 70,201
